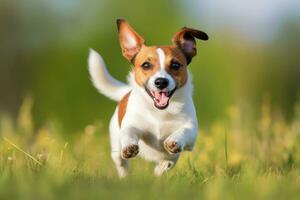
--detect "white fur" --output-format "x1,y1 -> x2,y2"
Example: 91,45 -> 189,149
89,49 -> 198,177
157,48 -> 165,70
147,48 -> 176,92
88,49 -> 131,101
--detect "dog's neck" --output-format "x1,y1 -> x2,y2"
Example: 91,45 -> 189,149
127,71 -> 193,115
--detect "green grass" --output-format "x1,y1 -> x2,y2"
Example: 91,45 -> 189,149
0,97 -> 300,200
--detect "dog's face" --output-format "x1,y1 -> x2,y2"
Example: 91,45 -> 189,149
117,19 -> 208,109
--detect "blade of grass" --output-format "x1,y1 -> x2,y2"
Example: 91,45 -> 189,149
3,137 -> 42,166
225,128 -> 228,169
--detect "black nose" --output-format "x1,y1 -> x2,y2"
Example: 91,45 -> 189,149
155,78 -> 169,89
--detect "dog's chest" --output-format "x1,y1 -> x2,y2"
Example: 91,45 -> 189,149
142,112 -> 185,139
125,91 -> 191,139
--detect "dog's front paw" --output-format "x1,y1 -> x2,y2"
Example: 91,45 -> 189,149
164,139 -> 182,154
121,144 -> 139,159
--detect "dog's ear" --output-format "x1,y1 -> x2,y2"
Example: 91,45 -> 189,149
117,19 -> 145,62
172,27 -> 208,64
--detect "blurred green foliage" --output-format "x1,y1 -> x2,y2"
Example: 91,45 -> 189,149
0,0 -> 299,132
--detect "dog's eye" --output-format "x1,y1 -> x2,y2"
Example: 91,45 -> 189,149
170,61 -> 181,70
141,62 -> 151,70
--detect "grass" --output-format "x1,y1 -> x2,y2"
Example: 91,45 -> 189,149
0,97 -> 300,200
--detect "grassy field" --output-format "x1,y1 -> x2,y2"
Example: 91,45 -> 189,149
1,97 -> 300,200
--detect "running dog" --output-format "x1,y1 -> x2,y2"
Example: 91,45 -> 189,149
88,19 -> 208,177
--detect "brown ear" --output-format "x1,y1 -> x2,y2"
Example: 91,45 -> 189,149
117,19 -> 144,62
172,27 -> 208,64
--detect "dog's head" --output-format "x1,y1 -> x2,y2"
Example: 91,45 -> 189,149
117,19 -> 208,109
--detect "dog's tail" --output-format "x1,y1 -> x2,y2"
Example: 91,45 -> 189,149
88,49 -> 131,102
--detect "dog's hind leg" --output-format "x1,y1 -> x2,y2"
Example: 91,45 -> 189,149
110,109 -> 128,178
111,152 -> 128,178
154,157 -> 179,176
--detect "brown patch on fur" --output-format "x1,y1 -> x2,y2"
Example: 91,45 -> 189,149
172,27 -> 208,64
133,46 -> 160,86
133,45 -> 188,88
160,46 -> 188,88
118,91 -> 131,128
117,19 -> 145,61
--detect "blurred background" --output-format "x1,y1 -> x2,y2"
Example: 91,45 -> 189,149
0,0 -> 299,133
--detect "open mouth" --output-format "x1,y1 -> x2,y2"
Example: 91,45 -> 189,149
145,87 -> 176,109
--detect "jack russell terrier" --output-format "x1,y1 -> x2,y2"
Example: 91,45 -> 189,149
88,19 -> 208,177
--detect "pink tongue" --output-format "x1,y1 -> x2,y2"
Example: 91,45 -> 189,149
153,91 -> 169,107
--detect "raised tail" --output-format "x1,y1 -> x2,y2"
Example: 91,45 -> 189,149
88,49 -> 131,102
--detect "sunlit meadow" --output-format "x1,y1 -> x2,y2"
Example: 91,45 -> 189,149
0,96 -> 300,199
1,1 -> 300,199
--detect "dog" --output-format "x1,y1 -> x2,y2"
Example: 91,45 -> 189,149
88,19 -> 208,177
